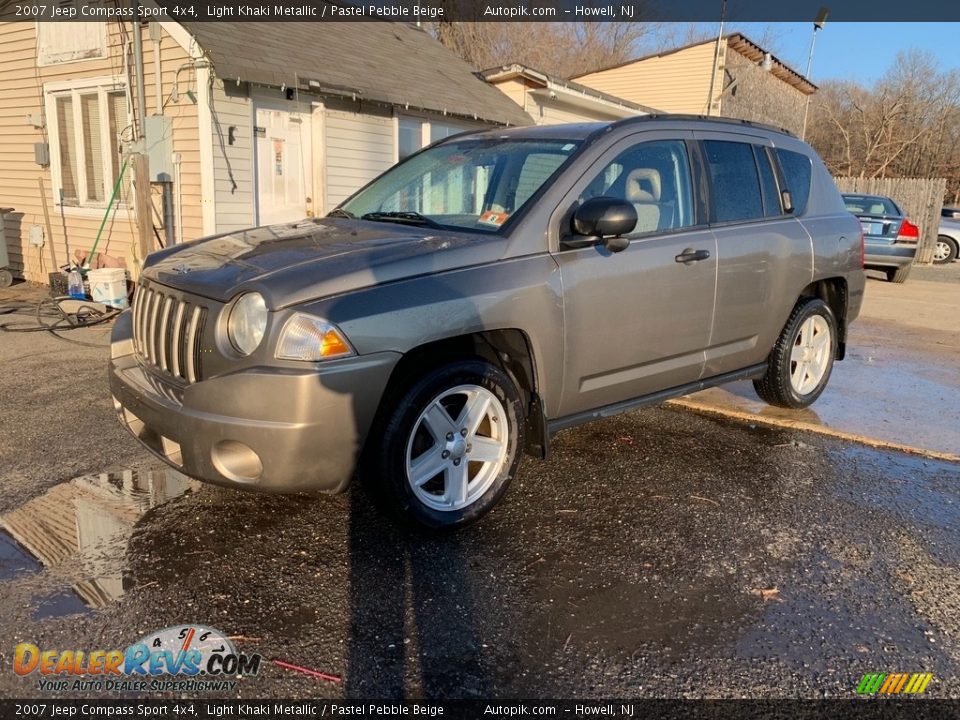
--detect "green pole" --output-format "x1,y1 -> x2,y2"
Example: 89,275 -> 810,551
84,156 -> 130,272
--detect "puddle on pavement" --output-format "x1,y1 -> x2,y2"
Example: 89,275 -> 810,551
0,530 -> 42,580
0,467 -> 199,619
685,335 -> 960,458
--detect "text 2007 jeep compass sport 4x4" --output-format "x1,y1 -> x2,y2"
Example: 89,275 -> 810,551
110,116 -> 865,528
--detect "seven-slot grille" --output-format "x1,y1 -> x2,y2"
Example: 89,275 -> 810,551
132,283 -> 208,383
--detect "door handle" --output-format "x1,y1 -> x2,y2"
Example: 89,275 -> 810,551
675,248 -> 711,263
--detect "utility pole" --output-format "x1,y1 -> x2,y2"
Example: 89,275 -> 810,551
130,6 -> 153,267
801,7 -> 829,141
706,0 -> 727,117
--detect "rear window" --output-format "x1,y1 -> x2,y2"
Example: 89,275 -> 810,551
703,140 -> 764,223
774,149 -> 812,215
843,195 -> 899,216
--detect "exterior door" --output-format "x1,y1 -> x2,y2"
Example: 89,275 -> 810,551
553,134 -> 717,417
696,133 -> 812,376
255,107 -> 312,225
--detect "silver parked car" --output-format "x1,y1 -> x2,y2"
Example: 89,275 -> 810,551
936,207 -> 960,264
110,116 -> 865,528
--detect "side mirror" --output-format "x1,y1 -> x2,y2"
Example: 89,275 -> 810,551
781,189 -> 794,214
562,197 -> 637,253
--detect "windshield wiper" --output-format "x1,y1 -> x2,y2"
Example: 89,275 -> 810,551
360,211 -> 441,228
327,208 -> 355,219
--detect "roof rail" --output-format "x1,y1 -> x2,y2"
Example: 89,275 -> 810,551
611,113 -> 798,139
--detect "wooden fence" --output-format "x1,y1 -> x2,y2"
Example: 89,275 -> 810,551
833,177 -> 946,264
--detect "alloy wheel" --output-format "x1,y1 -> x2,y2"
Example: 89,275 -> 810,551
789,316 -> 832,395
405,384 -> 509,512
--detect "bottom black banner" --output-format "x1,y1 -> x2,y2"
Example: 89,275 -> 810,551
3,700 -> 960,720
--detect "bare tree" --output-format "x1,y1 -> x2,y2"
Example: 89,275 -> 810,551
807,50 -> 960,199
430,22 -> 652,78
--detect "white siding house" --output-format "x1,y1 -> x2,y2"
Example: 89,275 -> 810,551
0,21 -> 531,285
482,64 -> 657,126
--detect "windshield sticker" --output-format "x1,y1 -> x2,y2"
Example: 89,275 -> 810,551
478,211 -> 510,227
562,143 -> 576,151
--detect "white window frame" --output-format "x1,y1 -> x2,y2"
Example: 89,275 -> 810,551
44,76 -> 131,214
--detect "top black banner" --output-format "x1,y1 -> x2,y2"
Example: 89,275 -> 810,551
2,0 -> 959,22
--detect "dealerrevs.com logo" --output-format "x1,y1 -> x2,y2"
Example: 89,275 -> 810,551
14,624 -> 261,693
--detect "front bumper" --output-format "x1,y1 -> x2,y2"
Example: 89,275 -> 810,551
864,242 -> 917,269
109,311 -> 399,493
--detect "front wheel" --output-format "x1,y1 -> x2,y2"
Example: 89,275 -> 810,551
753,297 -> 837,409
368,358 -> 524,530
934,235 -> 958,264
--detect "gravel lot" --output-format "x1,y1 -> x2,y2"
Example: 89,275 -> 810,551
0,276 -> 958,700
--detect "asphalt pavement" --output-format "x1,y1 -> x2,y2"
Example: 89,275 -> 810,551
0,279 -> 959,700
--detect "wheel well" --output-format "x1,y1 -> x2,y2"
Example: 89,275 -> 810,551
799,278 -> 848,360
382,330 -> 548,458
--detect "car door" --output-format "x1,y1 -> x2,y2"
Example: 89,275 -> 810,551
551,133 -> 717,418
696,132 -> 813,377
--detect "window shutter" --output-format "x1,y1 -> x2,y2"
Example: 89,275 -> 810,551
81,93 -> 105,202
56,96 -> 79,205
37,22 -> 106,65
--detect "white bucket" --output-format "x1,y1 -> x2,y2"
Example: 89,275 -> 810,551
88,268 -> 128,309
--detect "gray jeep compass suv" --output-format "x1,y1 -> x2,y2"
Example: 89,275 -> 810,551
110,116 -> 865,528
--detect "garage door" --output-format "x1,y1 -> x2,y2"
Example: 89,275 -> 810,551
324,110 -> 394,210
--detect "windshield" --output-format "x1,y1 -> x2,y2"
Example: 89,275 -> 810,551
337,137 -> 583,233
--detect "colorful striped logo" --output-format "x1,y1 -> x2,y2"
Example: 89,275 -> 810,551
856,673 -> 933,695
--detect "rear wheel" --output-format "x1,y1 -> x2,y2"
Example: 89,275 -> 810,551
368,358 -> 524,530
886,265 -> 912,283
934,235 -> 958,264
754,297 -> 837,409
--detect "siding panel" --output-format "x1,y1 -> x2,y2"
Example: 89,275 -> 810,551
576,42 -> 720,116
0,21 -> 202,283
323,109 -> 394,209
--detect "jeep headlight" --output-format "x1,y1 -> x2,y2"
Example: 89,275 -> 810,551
227,292 -> 267,356
276,314 -> 354,361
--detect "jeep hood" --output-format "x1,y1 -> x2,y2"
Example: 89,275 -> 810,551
142,219 -> 504,307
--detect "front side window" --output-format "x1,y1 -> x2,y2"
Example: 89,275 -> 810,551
703,140 -> 764,223
48,82 -> 129,208
339,138 -> 582,233
579,139 -> 695,235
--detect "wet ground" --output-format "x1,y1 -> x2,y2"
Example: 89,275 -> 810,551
1,273 -> 958,699
680,271 -> 960,458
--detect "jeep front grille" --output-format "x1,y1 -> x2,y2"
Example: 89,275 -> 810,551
131,284 -> 208,383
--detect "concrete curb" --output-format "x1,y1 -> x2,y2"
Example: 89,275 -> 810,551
667,398 -> 960,464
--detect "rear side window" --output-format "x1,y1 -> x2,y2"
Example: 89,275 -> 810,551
754,147 -> 783,216
774,149 -> 812,215
703,140 -> 763,223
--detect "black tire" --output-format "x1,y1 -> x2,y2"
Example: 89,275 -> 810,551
886,265 -> 912,283
365,358 -> 524,530
0,269 -> 12,289
934,235 -> 959,264
753,297 -> 838,409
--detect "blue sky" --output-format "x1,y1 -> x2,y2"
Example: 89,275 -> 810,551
728,22 -> 960,84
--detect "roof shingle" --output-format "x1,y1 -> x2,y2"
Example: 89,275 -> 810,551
181,21 -> 533,127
